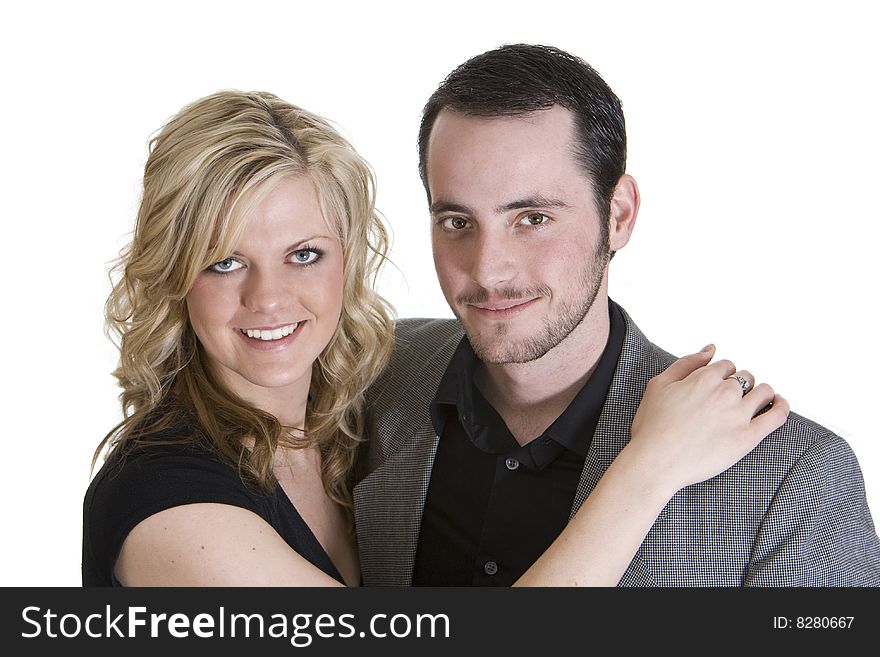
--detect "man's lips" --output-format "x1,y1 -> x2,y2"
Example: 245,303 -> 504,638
465,297 -> 540,317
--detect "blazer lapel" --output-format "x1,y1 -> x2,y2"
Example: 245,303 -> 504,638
353,424 -> 438,586
355,319 -> 463,586
569,309 -> 677,587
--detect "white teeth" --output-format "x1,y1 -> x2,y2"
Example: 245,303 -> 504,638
242,323 -> 299,341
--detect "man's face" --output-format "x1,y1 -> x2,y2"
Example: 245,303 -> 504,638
427,106 -> 610,364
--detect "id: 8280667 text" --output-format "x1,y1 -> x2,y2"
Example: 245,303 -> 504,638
772,617 -> 854,629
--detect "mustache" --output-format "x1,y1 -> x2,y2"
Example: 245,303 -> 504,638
456,285 -> 551,306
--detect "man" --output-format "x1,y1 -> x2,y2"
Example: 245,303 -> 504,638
352,44 -> 880,586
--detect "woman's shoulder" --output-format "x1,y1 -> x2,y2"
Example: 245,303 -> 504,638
82,408 -> 263,586
87,408 -> 253,506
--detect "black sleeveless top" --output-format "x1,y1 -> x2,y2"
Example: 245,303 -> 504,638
82,414 -> 344,586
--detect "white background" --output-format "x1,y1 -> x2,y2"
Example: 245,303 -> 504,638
2,0 -> 877,586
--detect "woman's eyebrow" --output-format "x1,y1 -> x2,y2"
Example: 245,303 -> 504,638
282,234 -> 335,250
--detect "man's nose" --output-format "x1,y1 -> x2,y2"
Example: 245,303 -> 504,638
468,230 -> 516,289
241,267 -> 289,315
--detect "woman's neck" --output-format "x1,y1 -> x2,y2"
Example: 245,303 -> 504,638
213,366 -> 312,430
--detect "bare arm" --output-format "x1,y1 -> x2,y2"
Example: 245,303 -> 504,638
115,503 -> 345,587
514,345 -> 790,586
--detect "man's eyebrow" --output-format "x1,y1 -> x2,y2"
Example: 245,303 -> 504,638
495,196 -> 571,213
429,200 -> 474,215
430,197 -> 570,216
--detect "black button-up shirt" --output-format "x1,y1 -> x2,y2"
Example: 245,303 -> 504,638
412,300 -> 625,586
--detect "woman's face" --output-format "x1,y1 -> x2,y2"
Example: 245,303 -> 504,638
186,175 -> 344,404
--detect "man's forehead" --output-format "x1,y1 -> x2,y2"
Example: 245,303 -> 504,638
426,106 -> 592,208
430,105 -> 576,141
426,106 -> 582,180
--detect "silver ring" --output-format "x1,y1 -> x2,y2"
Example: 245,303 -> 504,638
732,375 -> 750,396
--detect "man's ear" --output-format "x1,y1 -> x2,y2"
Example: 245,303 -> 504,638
608,174 -> 640,253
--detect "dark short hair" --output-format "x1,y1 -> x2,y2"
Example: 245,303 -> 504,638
418,44 -> 627,222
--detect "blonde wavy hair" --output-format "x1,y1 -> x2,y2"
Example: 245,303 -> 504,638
97,90 -> 395,520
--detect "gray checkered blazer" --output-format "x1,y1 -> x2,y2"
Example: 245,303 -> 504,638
353,308 -> 880,586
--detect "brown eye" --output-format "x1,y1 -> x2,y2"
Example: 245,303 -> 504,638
521,213 -> 549,226
442,216 -> 470,230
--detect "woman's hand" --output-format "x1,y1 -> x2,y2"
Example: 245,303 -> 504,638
627,345 -> 790,495
516,345 -> 790,587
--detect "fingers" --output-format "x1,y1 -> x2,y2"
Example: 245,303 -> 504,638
660,344 -> 715,382
657,351 -> 791,446
749,394 -> 790,438
703,359 -> 737,379
744,382 -> 774,416
727,369 -> 754,396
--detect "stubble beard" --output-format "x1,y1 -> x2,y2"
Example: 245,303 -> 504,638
453,232 -> 611,365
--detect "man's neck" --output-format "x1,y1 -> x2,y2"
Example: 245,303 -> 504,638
474,297 -> 611,446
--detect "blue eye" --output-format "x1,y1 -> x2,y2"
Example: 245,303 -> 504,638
208,257 -> 243,274
291,249 -> 321,265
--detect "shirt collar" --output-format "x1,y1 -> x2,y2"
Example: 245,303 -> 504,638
430,330 -> 480,437
543,299 -> 625,456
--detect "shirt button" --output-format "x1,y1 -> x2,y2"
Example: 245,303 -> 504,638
484,560 -> 498,576
505,457 -> 520,470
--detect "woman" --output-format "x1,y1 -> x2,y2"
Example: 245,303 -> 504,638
82,90 -> 788,586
